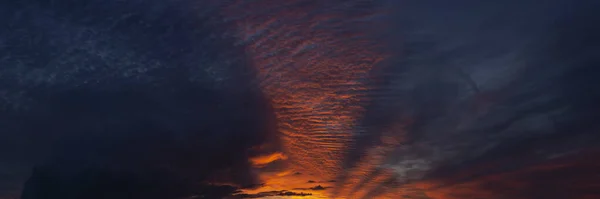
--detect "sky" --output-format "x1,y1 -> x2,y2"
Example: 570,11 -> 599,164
1,0 -> 599,199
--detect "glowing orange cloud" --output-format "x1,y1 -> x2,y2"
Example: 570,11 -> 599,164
222,0 -> 389,197
251,152 -> 288,167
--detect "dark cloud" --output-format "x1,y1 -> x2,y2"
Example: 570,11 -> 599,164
294,185 -> 331,191
1,0 -> 279,198
333,0 -> 600,198
234,190 -> 313,198
416,151 -> 600,199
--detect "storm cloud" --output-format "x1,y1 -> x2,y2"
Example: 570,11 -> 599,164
1,0 -> 280,198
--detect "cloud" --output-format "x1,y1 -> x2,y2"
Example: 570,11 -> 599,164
413,151 -> 600,199
2,0 -> 600,199
293,185 -> 331,191
307,180 -> 335,184
1,0 -> 281,198
250,152 -> 288,168
233,190 -> 313,198
329,0 -> 600,198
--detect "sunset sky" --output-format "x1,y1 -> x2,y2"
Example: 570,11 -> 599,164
1,0 -> 599,199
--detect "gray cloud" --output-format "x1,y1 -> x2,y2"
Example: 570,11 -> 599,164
333,0 -> 600,198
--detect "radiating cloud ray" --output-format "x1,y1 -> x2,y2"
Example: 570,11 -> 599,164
221,0 -> 600,198
224,0 -> 387,185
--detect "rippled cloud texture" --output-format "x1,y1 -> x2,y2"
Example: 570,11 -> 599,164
1,0 -> 599,199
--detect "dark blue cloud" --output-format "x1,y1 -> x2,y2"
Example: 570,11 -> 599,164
1,0 -> 279,198
333,0 -> 600,198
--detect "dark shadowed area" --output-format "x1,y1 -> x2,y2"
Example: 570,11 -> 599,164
1,0 -> 280,198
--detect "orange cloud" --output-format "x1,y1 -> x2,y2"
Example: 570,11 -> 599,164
223,1 -> 389,198
251,152 -> 288,167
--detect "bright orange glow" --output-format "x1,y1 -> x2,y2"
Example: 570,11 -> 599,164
251,152 -> 288,167
241,170 -> 331,198
223,0 -> 391,198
